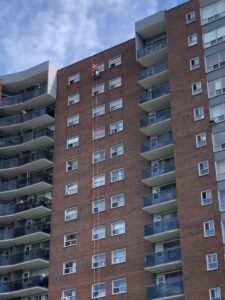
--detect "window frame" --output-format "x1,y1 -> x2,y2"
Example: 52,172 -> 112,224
192,81 -> 202,95
92,282 -> 106,299
64,232 -> 77,247
209,287 -> 222,300
66,136 -> 79,149
92,83 -> 105,96
203,220 -> 215,237
65,182 -> 78,196
109,76 -> 122,90
92,225 -> 106,241
110,98 -> 123,112
201,190 -> 212,206
111,193 -> 125,209
92,104 -> 105,118
92,126 -> 105,140
194,106 -> 204,121
68,73 -> 80,85
186,11 -> 196,24
110,168 -> 125,183
198,160 -> 209,176
67,114 -> 79,127
68,93 -> 80,106
109,55 -> 121,68
110,143 -> 124,158
112,278 -> 127,295
188,33 -> 198,47
111,248 -> 126,265
196,132 -> 207,148
92,199 -> 106,214
63,260 -> 77,275
92,174 -> 106,188
92,252 -> 106,269
189,57 -> 200,70
64,207 -> 78,222
110,120 -> 124,134
111,220 -> 126,236
206,253 -> 218,271
66,158 -> 79,172
92,149 -> 105,164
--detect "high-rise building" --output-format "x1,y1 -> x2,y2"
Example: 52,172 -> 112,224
0,0 -> 225,299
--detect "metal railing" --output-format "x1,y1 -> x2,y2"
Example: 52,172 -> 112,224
141,132 -> 172,153
139,61 -> 168,80
139,83 -> 170,104
142,159 -> 175,180
140,107 -> 171,128
144,217 -> 179,237
137,37 -> 167,59
147,281 -> 184,299
145,247 -> 181,268
143,188 -> 176,208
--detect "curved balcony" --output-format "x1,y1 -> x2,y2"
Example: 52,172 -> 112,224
147,281 -> 184,300
0,275 -> 48,299
142,160 -> 175,187
0,249 -> 49,274
0,223 -> 50,249
139,83 -> 170,113
141,132 -> 173,161
143,188 -> 177,214
138,61 -> 169,89
0,128 -> 54,156
0,197 -> 51,224
145,247 -> 182,273
137,37 -> 168,67
144,217 -> 179,243
140,108 -> 171,136
0,171 -> 53,201
0,105 -> 55,135
0,148 -> 53,178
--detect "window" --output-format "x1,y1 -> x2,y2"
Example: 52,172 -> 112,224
92,149 -> 105,164
110,98 -> 123,111
213,131 -> 225,152
201,190 -> 212,206
92,199 -> 106,213
111,220 -> 125,236
65,207 -> 78,221
112,278 -> 127,295
63,260 -> 76,275
92,83 -> 104,96
196,133 -> 207,148
215,160 -> 225,181
111,248 -> 126,264
68,73 -> 80,85
66,158 -> 78,172
190,57 -> 200,70
64,232 -> 77,247
67,136 -> 79,149
92,127 -> 105,140
210,103 -> 225,123
192,81 -> 202,95
188,33 -> 198,46
92,225 -> 106,240
65,182 -> 78,195
218,190 -> 225,211
194,106 -> 204,121
201,0 -> 225,24
109,55 -> 121,68
221,221 -> 225,243
209,287 -> 221,300
206,253 -> 218,270
92,174 -> 106,188
110,120 -> 123,134
203,25 -> 225,48
97,62 -> 105,73
68,93 -> 80,106
205,50 -> 225,72
203,220 -> 215,237
110,143 -> 124,157
92,253 -> 106,268
92,282 -> 106,298
62,288 -> 76,300
111,168 -> 124,183
208,77 -> 225,98
111,193 -> 125,208
198,160 -> 209,176
67,114 -> 79,127
92,104 -> 105,118
109,77 -> 122,90
186,11 -> 196,23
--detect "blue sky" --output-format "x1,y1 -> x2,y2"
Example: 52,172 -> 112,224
0,0 -> 186,75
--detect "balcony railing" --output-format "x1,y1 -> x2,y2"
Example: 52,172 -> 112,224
0,197 -> 51,216
137,37 -> 167,59
0,128 -> 54,148
0,275 -> 48,293
0,148 -> 53,169
0,105 -> 55,127
147,281 -> 184,300
0,223 -> 50,240
139,83 -> 170,105
142,160 -> 175,180
0,248 -> 49,267
1,83 -> 47,107
145,247 -> 181,268
144,217 -> 179,237
139,61 -> 168,81
140,108 -> 171,128
143,188 -> 176,208
141,132 -> 172,154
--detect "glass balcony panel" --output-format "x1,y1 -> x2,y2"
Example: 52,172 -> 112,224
147,281 -> 184,300
140,83 -> 170,105
144,217 -> 179,237
142,159 -> 175,180
137,37 -> 167,59
139,61 -> 168,80
140,107 -> 171,128
143,188 -> 177,207
141,132 -> 173,153
145,247 -> 181,268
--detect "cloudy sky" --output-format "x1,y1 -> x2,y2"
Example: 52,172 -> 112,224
0,0 -> 186,75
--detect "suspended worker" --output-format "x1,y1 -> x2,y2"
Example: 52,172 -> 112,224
91,63 -> 100,78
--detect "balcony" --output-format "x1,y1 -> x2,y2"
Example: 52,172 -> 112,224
138,61 -> 169,89
144,218 -> 179,243
139,83 -> 170,113
140,108 -> 171,136
145,247 -> 182,273
0,128 -> 54,156
0,148 -> 53,178
0,275 -> 48,299
0,171 -> 53,201
0,249 -> 49,274
0,197 -> 51,224
0,105 -> 55,135
137,37 -> 168,67
143,188 -> 177,214
0,223 -> 50,248
142,160 -> 175,187
147,281 -> 184,300
141,132 -> 173,161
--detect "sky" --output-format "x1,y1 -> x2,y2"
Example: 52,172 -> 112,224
0,0 -> 187,75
